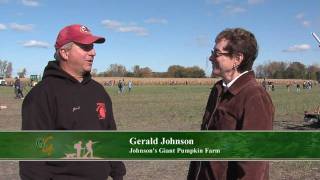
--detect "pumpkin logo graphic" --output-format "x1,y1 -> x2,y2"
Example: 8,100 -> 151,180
96,103 -> 106,120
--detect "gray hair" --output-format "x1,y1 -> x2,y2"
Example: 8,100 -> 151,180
54,42 -> 74,61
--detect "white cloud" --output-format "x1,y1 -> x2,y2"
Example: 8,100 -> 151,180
302,20 -> 311,27
118,26 -> 148,36
283,44 -> 311,52
101,19 -> 149,36
22,0 -> 39,7
248,0 -> 264,5
195,35 -> 211,47
295,12 -> 311,28
296,13 -> 304,20
206,0 -> 252,15
144,18 -> 168,25
0,23 -> 7,30
9,23 -> 33,31
225,5 -> 246,14
101,19 -> 122,29
22,40 -> 50,48
205,0 -> 232,4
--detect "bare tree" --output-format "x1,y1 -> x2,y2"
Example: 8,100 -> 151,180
286,61 -> 306,79
18,68 -> 27,78
5,62 -> 12,78
0,60 -> 8,77
306,64 -> 320,80
167,65 -> 205,78
91,68 -> 98,77
105,64 -> 127,77
132,65 -> 153,77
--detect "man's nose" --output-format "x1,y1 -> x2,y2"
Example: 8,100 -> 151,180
209,55 -> 215,62
88,48 -> 96,56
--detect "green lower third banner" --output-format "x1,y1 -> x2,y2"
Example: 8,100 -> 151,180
0,131 -> 320,160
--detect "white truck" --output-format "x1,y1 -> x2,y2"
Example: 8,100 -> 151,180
0,76 -> 6,86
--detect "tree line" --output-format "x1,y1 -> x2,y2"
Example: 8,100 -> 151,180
255,61 -> 320,80
0,60 -> 27,78
92,64 -> 206,78
1,60 -> 206,78
2,59 -> 320,80
0,60 -> 13,78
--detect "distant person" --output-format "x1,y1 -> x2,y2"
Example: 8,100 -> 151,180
262,77 -> 267,90
303,81 -> 307,89
14,77 -> 24,99
188,28 -> 274,180
308,81 -> 312,90
20,24 -> 126,180
286,83 -> 291,92
296,83 -> 301,92
13,77 -> 19,98
128,80 -> 133,92
122,79 -> 126,92
118,80 -> 123,94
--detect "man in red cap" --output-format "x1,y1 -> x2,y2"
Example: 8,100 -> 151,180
20,24 -> 126,180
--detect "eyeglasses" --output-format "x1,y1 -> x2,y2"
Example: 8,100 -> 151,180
74,43 -> 94,51
211,50 -> 231,58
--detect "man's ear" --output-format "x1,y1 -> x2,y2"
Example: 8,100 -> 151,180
59,49 -> 69,61
235,53 -> 244,66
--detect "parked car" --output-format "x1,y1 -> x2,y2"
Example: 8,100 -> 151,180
0,78 -> 6,86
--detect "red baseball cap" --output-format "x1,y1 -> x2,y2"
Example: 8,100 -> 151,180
55,24 -> 105,49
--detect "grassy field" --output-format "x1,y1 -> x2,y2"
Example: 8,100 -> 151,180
270,86 -> 320,130
1,84 -> 320,179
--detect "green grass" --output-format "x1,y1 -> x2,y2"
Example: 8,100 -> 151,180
1,84 -> 320,179
269,85 -> 320,123
106,85 -> 320,130
105,85 -> 211,130
0,84 -> 319,130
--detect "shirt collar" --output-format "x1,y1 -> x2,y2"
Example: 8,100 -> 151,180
222,71 -> 249,89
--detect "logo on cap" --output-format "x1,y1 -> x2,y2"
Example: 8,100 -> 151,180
80,26 -> 90,33
55,24 -> 105,50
